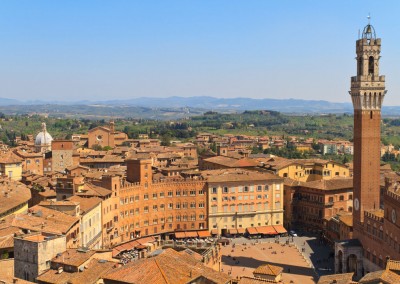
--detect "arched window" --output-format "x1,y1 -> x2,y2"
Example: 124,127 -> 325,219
368,56 -> 374,75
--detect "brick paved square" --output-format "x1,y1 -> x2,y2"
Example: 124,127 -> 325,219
220,241 -> 317,284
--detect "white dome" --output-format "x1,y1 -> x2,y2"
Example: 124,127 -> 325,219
35,131 -> 53,146
35,122 -> 53,146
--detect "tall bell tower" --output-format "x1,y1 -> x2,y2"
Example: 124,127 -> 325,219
350,20 -> 387,235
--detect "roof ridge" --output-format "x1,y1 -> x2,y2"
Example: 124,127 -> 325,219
154,258 -> 170,284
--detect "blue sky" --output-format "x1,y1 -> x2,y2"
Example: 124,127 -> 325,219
0,1 -> 399,105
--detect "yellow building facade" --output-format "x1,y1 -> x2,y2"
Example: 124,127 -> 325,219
276,160 -> 350,182
0,151 -> 23,181
203,169 -> 284,236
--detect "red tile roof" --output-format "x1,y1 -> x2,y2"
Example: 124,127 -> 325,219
253,263 -> 283,276
103,248 -> 231,284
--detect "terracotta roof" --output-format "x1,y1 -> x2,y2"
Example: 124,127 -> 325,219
14,150 -> 43,158
80,155 -> 124,163
253,263 -> 283,276
359,269 -> 400,283
36,258 -> 114,284
76,183 -> 112,198
317,272 -> 355,284
67,196 -> 102,214
0,226 -> 21,249
103,248 -> 231,284
52,249 -> 96,267
339,214 -> 353,227
0,179 -> 31,215
39,200 -> 79,207
12,206 -> 79,235
0,151 -> 23,164
203,156 -> 258,168
202,168 -> 282,183
238,276 -> 279,284
299,178 -> 353,191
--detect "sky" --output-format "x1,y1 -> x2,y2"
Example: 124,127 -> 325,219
0,1 -> 399,105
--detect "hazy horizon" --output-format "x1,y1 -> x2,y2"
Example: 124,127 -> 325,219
1,1 -> 399,105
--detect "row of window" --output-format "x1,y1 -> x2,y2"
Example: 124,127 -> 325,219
119,190 -> 205,204
211,185 -> 280,194
210,202 -> 281,213
119,203 -> 205,217
119,214 -> 205,231
211,193 -> 281,202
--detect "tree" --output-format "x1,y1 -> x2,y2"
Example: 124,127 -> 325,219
92,144 -> 103,151
161,134 -> 171,146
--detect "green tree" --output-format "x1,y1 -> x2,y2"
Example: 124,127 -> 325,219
161,134 -> 171,146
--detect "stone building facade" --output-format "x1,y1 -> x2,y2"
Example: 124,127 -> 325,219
14,233 -> 66,282
51,140 -> 75,173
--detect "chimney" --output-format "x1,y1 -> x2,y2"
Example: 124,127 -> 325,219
385,256 -> 391,270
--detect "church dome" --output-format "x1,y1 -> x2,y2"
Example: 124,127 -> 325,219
35,123 -> 53,146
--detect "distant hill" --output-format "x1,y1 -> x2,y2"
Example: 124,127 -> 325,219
0,97 -> 21,106
101,96 -> 355,114
2,96 -> 400,115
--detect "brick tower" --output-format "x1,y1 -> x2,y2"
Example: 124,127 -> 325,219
350,22 -> 387,235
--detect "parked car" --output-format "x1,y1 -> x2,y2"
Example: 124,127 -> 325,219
289,230 -> 298,237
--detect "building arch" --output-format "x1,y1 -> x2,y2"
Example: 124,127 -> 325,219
347,254 -> 358,276
337,250 -> 344,273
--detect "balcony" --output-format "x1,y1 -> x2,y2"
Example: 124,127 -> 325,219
351,75 -> 385,83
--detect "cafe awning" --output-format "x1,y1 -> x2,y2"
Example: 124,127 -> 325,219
185,231 -> 199,238
197,231 -> 211,238
229,229 -> 238,234
273,225 -> 287,234
246,227 -> 258,235
256,226 -> 278,235
175,232 -> 186,239
237,228 -> 246,234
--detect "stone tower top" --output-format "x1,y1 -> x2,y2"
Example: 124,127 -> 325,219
350,20 -> 386,111
362,15 -> 376,40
